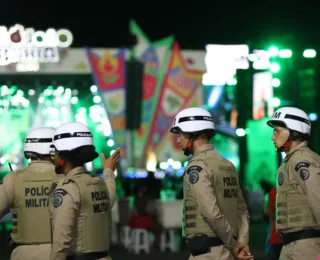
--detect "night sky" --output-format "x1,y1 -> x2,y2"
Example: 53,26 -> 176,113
1,1 -> 320,50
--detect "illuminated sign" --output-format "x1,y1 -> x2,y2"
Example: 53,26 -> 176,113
253,71 -> 273,120
0,24 -> 73,67
203,44 -> 249,85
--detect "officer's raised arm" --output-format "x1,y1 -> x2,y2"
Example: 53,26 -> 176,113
50,182 -> 80,260
188,161 -> 237,250
100,148 -> 121,209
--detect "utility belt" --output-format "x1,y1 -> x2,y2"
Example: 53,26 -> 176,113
186,235 -> 223,256
10,242 -> 109,260
67,251 -> 109,260
280,229 -> 320,245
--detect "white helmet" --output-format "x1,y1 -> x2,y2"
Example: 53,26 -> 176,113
267,107 -> 311,134
24,127 -> 55,157
53,122 -> 94,152
170,107 -> 215,133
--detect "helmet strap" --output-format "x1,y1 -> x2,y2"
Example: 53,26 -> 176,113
183,139 -> 193,156
55,159 -> 65,174
59,159 -> 65,167
277,132 -> 293,153
183,131 -> 203,156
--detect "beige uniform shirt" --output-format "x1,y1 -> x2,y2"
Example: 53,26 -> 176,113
185,144 -> 249,249
50,167 -> 116,260
282,141 -> 320,229
0,161 -> 55,218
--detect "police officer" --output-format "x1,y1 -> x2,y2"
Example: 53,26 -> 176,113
170,107 -> 253,260
267,107 -> 320,260
49,122 -> 120,260
0,127 -> 57,260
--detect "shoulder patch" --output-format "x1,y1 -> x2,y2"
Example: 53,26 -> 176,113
187,165 -> 202,184
278,172 -> 284,186
189,171 -> 199,184
295,161 -> 310,171
299,169 -> 310,181
54,188 -> 68,196
186,165 -> 203,175
53,194 -> 63,208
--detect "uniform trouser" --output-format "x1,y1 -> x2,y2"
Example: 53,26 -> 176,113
266,244 -> 282,260
11,244 -> 51,260
189,245 -> 235,260
279,237 -> 320,260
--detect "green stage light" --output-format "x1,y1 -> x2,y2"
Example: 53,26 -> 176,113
279,49 -> 292,58
303,49 -> 316,58
270,63 -> 280,73
272,78 -> 281,87
271,97 -> 281,107
268,46 -> 279,57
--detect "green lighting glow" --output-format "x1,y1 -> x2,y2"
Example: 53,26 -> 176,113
0,84 -> 115,175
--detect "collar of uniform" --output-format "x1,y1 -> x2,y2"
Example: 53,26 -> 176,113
28,160 -> 54,173
66,166 -> 86,177
284,141 -> 308,162
194,144 -> 213,157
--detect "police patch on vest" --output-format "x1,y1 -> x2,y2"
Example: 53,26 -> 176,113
53,194 -> 63,208
278,172 -> 284,185
189,171 -> 199,184
295,161 -> 310,171
299,169 -> 310,180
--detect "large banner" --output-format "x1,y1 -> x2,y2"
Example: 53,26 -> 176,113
155,87 -> 203,162
130,20 -> 174,167
146,42 -> 204,162
86,48 -> 127,156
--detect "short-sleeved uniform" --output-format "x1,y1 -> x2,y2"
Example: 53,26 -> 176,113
182,144 -> 249,260
276,141 -> 320,260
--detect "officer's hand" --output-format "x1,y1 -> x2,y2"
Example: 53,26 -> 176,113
237,245 -> 254,260
101,148 -> 121,171
233,243 -> 244,256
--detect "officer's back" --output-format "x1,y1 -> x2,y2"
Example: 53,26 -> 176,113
0,127 -> 58,260
49,122 -> 117,260
170,107 -> 252,260
192,146 -> 239,218
184,145 -> 239,241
